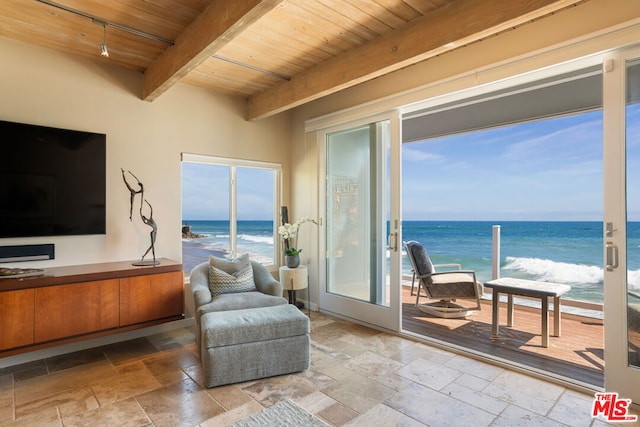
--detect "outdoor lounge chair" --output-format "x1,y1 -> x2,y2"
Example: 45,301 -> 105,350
404,240 -> 482,318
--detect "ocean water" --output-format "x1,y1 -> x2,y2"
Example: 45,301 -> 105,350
182,220 -> 640,304
182,220 -> 275,273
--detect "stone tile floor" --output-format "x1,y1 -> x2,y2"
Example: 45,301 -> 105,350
0,312 -> 637,426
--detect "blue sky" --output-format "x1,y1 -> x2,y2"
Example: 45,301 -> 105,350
402,110 -> 604,221
183,105 -> 640,222
182,163 -> 274,220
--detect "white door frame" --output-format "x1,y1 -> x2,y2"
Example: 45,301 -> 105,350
602,47 -> 640,406
317,111 -> 402,332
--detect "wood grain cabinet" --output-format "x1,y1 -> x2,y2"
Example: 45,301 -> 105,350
120,271 -> 184,326
0,258 -> 183,356
0,289 -> 35,351
34,279 -> 120,343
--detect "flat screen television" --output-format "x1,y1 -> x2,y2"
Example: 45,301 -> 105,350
0,120 -> 106,238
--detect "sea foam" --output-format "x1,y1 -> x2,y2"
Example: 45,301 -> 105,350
238,234 -> 274,244
503,256 -> 640,291
503,256 -> 602,285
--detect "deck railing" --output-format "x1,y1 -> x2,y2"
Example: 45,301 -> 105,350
490,224 -> 604,315
402,224 -> 604,317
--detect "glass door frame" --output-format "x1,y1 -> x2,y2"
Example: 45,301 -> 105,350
317,111 -> 402,332
603,46 -> 640,405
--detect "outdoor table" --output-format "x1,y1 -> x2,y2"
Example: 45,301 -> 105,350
484,277 -> 571,348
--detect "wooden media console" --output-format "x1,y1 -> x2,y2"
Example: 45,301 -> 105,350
0,258 -> 183,357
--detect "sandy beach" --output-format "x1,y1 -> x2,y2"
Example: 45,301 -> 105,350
181,239 -> 226,275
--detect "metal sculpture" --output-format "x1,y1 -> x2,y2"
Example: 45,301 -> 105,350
121,169 -> 159,266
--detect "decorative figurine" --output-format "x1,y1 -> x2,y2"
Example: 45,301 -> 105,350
139,199 -> 157,264
121,168 -> 144,220
121,169 -> 159,266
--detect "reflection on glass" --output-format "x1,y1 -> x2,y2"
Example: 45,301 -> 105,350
237,167 -> 275,265
626,58 -> 640,369
326,121 -> 390,307
181,163 -> 230,272
181,163 -> 277,272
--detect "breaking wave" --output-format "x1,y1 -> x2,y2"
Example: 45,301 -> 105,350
503,256 -> 640,291
238,234 -> 274,244
503,256 -> 602,285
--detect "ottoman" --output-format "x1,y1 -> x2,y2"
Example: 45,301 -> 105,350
200,304 -> 310,388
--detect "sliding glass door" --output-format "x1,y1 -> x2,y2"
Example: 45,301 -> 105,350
603,47 -> 640,406
318,113 -> 402,332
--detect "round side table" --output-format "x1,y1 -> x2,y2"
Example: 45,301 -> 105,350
279,265 -> 308,309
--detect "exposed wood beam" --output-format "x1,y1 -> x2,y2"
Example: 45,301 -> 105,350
143,0 -> 285,102
246,0 -> 581,120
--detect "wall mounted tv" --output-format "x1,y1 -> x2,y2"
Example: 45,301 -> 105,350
0,120 -> 106,238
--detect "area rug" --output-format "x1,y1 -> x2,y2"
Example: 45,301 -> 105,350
231,399 -> 330,427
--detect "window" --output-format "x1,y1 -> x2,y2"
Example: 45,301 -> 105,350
181,154 -> 281,273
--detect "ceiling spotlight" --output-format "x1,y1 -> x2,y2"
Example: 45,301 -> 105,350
93,19 -> 109,58
100,41 -> 109,57
100,23 -> 109,57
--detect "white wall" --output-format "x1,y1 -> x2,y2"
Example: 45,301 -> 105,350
290,0 -> 640,309
0,37 -> 291,268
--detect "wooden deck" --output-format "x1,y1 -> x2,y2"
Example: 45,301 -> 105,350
401,285 -> 604,387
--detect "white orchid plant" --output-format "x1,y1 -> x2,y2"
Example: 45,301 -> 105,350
278,216 -> 318,256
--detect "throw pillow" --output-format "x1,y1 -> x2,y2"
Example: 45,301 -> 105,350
209,253 -> 250,274
208,255 -> 256,296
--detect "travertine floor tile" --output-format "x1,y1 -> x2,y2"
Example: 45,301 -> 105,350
206,384 -> 256,410
343,350 -> 404,378
316,400 -> 359,426
483,369 -> 565,415
322,372 -> 395,414
453,372 -> 492,391
491,404 -> 566,427
241,370 -> 335,408
0,315 -> 615,427
146,327 -> 196,351
387,340 -> 455,366
294,390 -> 337,414
3,405 -> 60,427
182,360 -> 206,388
141,347 -> 197,386
310,323 -> 356,345
45,348 -> 106,373
92,361 -> 162,405
548,390 -> 597,426
14,362 -> 116,405
319,337 -> 368,359
367,371 -> 414,392
441,381 -> 508,415
444,354 -> 504,382
341,332 -> 413,358
136,377 -> 225,427
15,386 -> 98,419
345,403 -> 424,427
318,364 -> 358,384
396,357 -> 461,390
0,373 -> 14,421
101,338 -> 159,365
338,322 -> 380,339
385,382 -> 495,427
62,397 -> 150,427
0,360 -> 48,383
200,400 -> 264,427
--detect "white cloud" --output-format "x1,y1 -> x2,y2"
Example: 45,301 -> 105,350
402,146 -> 445,163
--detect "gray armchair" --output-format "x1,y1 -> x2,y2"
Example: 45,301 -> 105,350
190,259 -> 287,344
405,240 -> 482,318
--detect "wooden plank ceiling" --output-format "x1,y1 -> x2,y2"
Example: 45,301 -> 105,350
0,0 -> 585,120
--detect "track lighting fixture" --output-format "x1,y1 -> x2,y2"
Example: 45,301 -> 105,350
100,22 -> 109,57
92,19 -> 109,58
